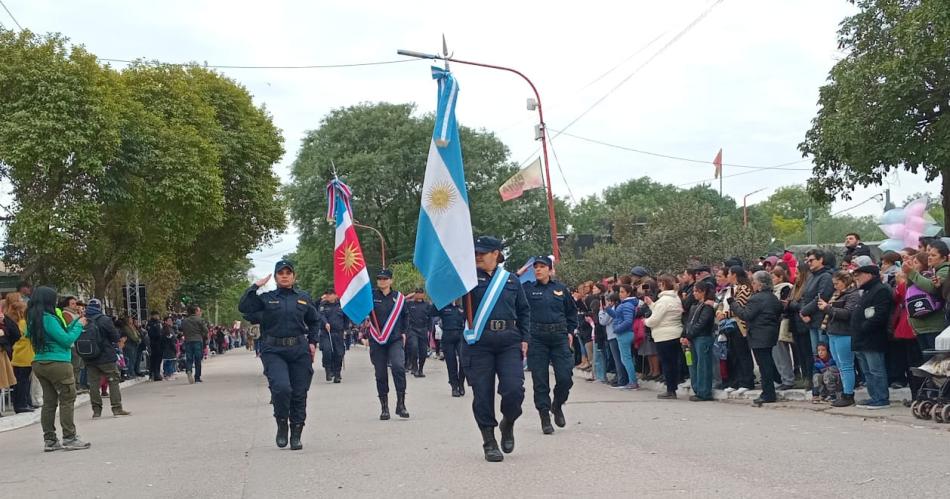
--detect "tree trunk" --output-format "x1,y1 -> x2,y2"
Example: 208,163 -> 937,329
943,168 -> 950,234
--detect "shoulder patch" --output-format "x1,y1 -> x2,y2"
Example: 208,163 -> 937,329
298,300 -> 308,305
553,290 -> 564,296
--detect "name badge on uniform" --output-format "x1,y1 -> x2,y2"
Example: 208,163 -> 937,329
268,300 -> 280,304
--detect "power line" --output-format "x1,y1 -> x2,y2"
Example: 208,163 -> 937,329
831,194 -> 882,216
676,166 -> 803,188
581,31 -> 668,90
545,133 -> 577,204
551,129 -> 811,171
0,0 -> 22,30
554,0 -> 724,137
100,57 -> 417,70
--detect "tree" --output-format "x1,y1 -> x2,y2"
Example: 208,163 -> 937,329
800,0 -> 950,229
286,102 -> 558,292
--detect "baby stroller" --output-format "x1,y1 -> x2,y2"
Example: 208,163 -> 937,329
910,328 -> 950,422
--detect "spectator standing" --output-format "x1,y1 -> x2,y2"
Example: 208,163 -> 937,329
800,249 -> 835,355
605,286 -> 639,390
180,305 -> 210,384
728,270 -> 783,405
817,272 -> 860,407
7,293 -> 34,413
121,317 -> 142,378
644,274 -> 684,399
720,266 -> 755,394
146,312 -> 164,381
83,299 -> 132,418
787,262 -> 814,388
27,287 -> 90,451
844,233 -> 872,260
850,264 -> 893,409
683,281 -> 716,401
771,269 -> 796,390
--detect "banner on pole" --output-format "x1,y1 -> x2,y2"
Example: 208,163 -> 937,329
499,158 -> 544,201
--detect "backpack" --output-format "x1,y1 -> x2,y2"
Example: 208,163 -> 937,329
905,284 -> 943,318
75,317 -> 103,361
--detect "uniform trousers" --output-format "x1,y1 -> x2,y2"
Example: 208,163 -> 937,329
527,330 -> 574,412
464,328 -> 524,428
261,340 -> 314,424
369,339 -> 407,396
441,330 -> 465,388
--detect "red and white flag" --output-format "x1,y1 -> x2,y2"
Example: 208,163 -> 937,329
713,148 -> 723,179
499,158 -> 544,201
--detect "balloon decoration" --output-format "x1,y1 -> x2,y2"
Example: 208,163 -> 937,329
877,197 -> 942,252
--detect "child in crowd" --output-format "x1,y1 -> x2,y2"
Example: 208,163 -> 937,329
812,342 -> 840,403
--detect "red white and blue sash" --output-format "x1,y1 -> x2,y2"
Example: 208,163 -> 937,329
370,292 -> 405,344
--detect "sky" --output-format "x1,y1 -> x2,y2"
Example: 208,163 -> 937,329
5,0 -> 940,282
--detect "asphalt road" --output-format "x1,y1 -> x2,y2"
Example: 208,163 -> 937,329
2,347 -> 949,498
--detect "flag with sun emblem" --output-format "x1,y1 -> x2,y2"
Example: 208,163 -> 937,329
326,179 -> 373,324
413,67 -> 477,309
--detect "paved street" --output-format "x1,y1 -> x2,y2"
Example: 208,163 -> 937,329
2,347 -> 949,498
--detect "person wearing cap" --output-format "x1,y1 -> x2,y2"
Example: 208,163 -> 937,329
523,255 -> 578,435
369,268 -> 410,421
465,236 -> 531,462
318,289 -> 350,384
849,264 -> 893,409
82,298 -> 133,418
434,299 -> 466,397
239,259 -> 322,450
405,287 -> 434,378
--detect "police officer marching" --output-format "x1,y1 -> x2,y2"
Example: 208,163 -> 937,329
524,256 -> 578,435
405,288 -> 432,378
238,259 -> 322,450
435,300 -> 466,397
369,269 -> 410,421
464,236 -> 530,462
318,289 -> 350,383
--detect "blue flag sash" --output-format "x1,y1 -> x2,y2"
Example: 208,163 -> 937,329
463,266 -> 511,345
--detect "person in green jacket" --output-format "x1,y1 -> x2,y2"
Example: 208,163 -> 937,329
903,240 -> 950,352
26,286 -> 91,452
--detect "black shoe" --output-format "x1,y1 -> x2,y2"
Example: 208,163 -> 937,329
333,375 -> 341,383
458,383 -> 466,396
551,404 -> 566,428
499,418 -> 515,454
14,407 -> 35,413
752,397 -> 776,406
379,396 -> 390,420
395,392 -> 409,418
539,411 -> 554,435
831,393 -> 855,408
326,371 -> 332,382
289,423 -> 304,450
195,378 -> 202,383
417,371 -> 426,378
657,392 -> 677,400
479,426 -> 504,462
451,386 -> 461,397
276,418 -> 289,448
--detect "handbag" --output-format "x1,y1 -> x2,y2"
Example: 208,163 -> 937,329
778,318 -> 793,343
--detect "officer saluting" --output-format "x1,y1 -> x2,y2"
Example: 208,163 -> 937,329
523,256 -> 578,434
238,259 -> 322,450
318,289 -> 350,383
369,269 -> 410,421
464,236 -> 530,462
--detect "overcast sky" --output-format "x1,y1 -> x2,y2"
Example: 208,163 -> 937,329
7,0 -> 939,280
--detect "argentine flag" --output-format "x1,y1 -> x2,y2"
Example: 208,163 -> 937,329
413,67 -> 477,310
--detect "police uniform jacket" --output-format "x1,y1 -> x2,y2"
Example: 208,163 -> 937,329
436,304 -> 466,332
405,300 -> 432,334
523,278 -> 578,333
319,300 -> 350,335
467,268 -> 531,342
239,285 -> 321,345
371,289 -> 408,345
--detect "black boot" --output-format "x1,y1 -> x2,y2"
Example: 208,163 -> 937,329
451,385 -> 461,397
396,392 -> 410,418
552,403 -> 566,428
458,383 -> 466,396
325,370 -> 331,382
290,423 -> 304,450
499,418 -> 515,454
379,396 -> 390,420
418,358 -> 426,377
275,418 -> 289,448
479,426 -> 504,462
539,410 -> 554,435
333,371 -> 341,383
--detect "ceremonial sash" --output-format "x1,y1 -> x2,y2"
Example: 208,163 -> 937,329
370,292 -> 404,344
464,266 -> 511,345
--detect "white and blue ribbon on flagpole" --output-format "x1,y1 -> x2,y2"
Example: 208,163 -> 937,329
413,67 -> 478,310
463,266 -> 511,345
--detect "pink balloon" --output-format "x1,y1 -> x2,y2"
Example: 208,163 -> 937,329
905,198 -> 928,217
880,223 -> 906,239
906,216 -> 926,233
903,230 -> 923,248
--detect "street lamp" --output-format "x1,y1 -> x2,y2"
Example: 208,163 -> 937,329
353,222 -> 387,269
396,48 -> 561,262
743,188 -> 767,228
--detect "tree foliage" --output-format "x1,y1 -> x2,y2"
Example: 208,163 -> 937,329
0,29 -> 285,298
800,0 -> 950,228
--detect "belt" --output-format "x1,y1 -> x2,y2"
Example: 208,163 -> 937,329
263,335 -> 304,347
487,320 -> 517,332
532,322 -> 567,333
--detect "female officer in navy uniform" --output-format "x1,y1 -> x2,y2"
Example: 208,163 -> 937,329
239,259 -> 322,450
465,236 -> 531,462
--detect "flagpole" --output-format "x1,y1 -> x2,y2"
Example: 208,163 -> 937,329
397,49 -> 561,262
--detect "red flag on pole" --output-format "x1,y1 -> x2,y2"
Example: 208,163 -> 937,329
712,148 -> 723,179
